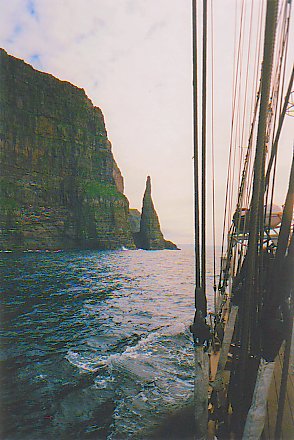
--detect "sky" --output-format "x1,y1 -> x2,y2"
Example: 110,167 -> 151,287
0,0 -> 293,245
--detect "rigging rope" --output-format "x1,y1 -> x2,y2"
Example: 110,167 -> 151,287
218,0 -> 262,294
265,65 -> 294,187
208,0 -> 292,435
210,0 -> 217,315
238,0 -> 255,192
219,0 -> 245,286
264,0 -> 291,237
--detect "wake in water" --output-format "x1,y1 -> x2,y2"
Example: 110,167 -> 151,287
65,322 -> 194,438
0,246 -> 218,439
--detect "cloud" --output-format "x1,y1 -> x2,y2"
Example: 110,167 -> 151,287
124,0 -> 144,16
28,53 -> 42,68
145,21 -> 166,39
27,0 -> 38,19
13,24 -> 23,35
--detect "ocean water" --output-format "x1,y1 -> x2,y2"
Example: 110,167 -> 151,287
0,245 -> 218,439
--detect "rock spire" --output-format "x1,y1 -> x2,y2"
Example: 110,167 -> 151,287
136,176 -> 178,250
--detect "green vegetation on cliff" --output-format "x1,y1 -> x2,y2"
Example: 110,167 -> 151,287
83,181 -> 126,200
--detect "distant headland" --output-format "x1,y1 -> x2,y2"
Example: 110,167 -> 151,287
0,49 -> 177,251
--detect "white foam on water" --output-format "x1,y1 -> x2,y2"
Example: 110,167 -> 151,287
105,324 -> 194,438
65,349 -> 107,372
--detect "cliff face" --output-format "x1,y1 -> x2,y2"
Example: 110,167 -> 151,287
0,49 -> 135,250
128,209 -> 141,234
136,176 -> 178,250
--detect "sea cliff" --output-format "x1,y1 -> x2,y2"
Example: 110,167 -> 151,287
0,49 -> 135,250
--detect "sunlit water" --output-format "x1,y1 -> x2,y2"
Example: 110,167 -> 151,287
0,245 -> 218,439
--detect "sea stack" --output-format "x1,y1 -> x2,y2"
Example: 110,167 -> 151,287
136,176 -> 178,250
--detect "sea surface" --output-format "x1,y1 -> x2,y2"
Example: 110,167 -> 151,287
0,245 -> 218,439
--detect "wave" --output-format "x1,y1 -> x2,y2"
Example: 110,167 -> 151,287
2,246 -> 204,439
107,323 -> 194,438
65,321 -> 194,438
65,350 -> 106,372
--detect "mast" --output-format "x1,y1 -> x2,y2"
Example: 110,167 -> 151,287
191,1 -> 210,439
201,0 -> 207,300
239,0 -> 279,421
193,0 -> 208,319
193,0 -> 201,299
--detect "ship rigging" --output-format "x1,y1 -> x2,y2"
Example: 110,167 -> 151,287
191,0 -> 294,438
